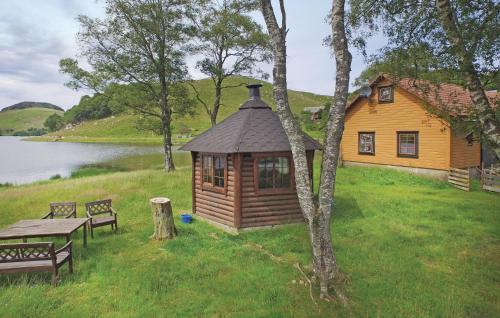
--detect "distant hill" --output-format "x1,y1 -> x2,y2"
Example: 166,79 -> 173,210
42,76 -> 331,143
1,102 -> 64,112
0,107 -> 64,136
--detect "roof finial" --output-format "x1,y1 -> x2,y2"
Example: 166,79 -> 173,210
247,84 -> 262,100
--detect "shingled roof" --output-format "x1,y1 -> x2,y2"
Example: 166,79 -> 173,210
180,84 -> 321,153
348,74 -> 499,117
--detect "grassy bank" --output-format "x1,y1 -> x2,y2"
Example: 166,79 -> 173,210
28,76 -> 328,145
0,163 -> 498,317
27,135 -> 165,145
0,107 -> 63,135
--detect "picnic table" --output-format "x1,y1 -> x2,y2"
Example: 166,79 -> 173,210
0,218 -> 89,247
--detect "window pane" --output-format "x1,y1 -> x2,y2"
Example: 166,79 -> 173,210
379,87 -> 393,102
214,177 -> 224,187
274,157 -> 290,188
258,158 -> 274,189
399,134 -> 417,155
203,156 -> 213,184
214,156 -> 225,188
258,156 -> 290,189
359,133 -> 374,154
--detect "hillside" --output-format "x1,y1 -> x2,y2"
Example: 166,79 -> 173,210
0,107 -> 64,136
42,76 -> 330,144
1,101 -> 64,112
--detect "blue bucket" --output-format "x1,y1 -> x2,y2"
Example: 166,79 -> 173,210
181,214 -> 193,224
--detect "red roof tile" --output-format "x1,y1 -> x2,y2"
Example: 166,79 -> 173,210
348,74 -> 499,117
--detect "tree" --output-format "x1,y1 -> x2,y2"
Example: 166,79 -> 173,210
348,0 -> 500,158
44,113 -> 65,132
60,0 -> 199,171
105,82 -> 196,135
435,0 -> 499,157
259,0 -> 352,300
64,94 -> 112,124
353,45 -> 498,91
190,0 -> 271,126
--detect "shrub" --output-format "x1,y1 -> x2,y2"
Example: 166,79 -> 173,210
13,127 -> 48,136
44,113 -> 65,132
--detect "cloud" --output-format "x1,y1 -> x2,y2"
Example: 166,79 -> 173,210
0,1 -> 385,110
0,1 -> 102,109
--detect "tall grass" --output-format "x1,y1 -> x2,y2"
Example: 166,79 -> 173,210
0,164 -> 498,317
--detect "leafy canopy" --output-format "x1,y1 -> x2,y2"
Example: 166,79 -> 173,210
348,0 -> 499,88
193,0 -> 271,81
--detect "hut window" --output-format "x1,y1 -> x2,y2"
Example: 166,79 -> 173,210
202,155 -> 226,189
397,131 -> 419,158
358,132 -> 375,155
202,156 -> 213,184
214,157 -> 225,187
378,86 -> 393,103
258,157 -> 290,189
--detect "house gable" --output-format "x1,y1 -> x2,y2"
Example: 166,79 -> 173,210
342,79 -> 452,171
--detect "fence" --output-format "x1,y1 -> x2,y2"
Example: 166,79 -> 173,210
481,164 -> 500,193
448,168 -> 470,191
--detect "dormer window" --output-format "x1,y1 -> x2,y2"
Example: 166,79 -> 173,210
378,86 -> 394,103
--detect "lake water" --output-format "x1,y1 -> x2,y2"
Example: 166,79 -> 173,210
0,137 -> 163,185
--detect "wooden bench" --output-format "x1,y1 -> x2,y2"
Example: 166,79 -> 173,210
0,241 -> 73,285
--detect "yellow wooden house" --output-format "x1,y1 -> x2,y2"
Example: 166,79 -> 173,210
341,74 -> 497,179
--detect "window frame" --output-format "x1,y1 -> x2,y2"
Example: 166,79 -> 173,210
397,131 -> 419,158
253,152 -> 295,195
358,132 -> 376,155
465,132 -> 474,146
378,85 -> 394,103
201,153 -> 227,194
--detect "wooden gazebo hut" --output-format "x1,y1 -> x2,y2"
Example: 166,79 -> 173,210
180,84 -> 321,230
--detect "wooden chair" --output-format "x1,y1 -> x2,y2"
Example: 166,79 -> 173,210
41,202 -> 77,219
85,199 -> 118,238
0,241 -> 73,285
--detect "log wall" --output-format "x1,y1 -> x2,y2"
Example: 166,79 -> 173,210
193,151 -> 313,229
240,153 -> 310,228
193,152 -> 235,227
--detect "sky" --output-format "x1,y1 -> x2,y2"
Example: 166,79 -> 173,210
0,0 -> 386,110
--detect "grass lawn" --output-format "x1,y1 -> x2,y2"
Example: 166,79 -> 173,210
0,161 -> 498,317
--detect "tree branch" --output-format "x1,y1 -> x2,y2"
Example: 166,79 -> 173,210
187,81 -> 211,117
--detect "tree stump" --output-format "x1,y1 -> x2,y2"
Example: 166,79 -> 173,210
150,197 -> 177,240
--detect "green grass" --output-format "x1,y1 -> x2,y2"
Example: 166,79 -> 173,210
0,108 -> 63,135
0,161 -> 498,317
32,76 -> 329,144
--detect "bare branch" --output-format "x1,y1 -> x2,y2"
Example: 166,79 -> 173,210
187,81 -> 211,117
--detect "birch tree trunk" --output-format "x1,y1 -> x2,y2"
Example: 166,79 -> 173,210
159,70 -> 175,172
260,0 -> 351,299
436,0 -> 500,158
312,0 -> 352,298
